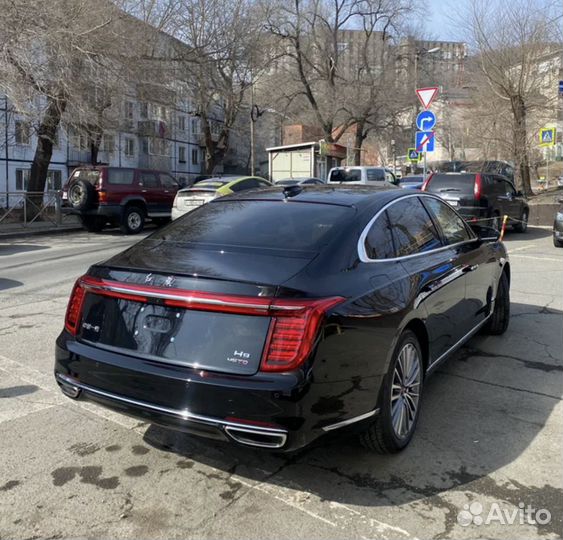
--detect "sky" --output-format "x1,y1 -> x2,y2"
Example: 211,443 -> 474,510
423,0 -> 470,41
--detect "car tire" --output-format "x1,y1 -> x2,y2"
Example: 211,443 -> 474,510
120,206 -> 145,235
68,180 -> 96,211
359,330 -> 423,454
514,210 -> 528,233
484,272 -> 510,335
554,236 -> 563,248
79,215 -> 105,233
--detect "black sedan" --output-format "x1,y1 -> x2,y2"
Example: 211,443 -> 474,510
554,198 -> 563,248
55,186 -> 510,453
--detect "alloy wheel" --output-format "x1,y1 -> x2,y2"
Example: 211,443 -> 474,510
390,343 -> 421,439
128,212 -> 141,231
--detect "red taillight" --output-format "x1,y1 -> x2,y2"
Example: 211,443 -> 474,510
65,279 -> 87,335
74,276 -> 344,372
421,172 -> 434,191
260,297 -> 344,372
474,173 -> 482,200
97,189 -> 107,203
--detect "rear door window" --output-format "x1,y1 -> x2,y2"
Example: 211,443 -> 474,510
107,169 -> 134,185
139,172 -> 159,188
422,196 -> 472,245
386,197 -> 443,257
366,169 -> 385,182
71,169 -> 101,185
160,173 -> 178,189
364,211 -> 395,259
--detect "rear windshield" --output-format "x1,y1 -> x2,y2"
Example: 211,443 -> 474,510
195,180 -> 229,189
328,169 -> 362,183
158,200 -> 354,252
70,169 -> 101,185
427,173 -> 476,193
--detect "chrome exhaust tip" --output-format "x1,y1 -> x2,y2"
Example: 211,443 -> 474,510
56,373 -> 82,399
224,426 -> 287,449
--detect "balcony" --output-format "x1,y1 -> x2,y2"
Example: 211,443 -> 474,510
138,154 -> 173,171
68,149 -> 112,166
138,120 -> 170,138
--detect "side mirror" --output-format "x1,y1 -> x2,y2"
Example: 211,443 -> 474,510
470,223 -> 500,242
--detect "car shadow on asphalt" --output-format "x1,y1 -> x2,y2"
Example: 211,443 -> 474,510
503,226 -> 552,243
0,243 -> 50,256
143,301 -> 562,532
0,278 -> 23,291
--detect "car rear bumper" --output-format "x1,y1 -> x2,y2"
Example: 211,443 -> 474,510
54,333 -> 380,451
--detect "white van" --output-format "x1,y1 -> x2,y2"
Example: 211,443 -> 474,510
327,166 -> 398,185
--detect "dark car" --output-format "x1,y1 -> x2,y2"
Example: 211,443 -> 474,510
431,160 -> 515,183
274,177 -> 325,186
62,167 -> 181,234
422,172 -> 529,232
398,175 -> 424,190
55,186 -> 510,453
553,198 -> 563,247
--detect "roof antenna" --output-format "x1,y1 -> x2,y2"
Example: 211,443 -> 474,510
282,185 -> 303,198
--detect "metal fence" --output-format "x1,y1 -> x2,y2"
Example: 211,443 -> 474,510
0,191 -> 75,228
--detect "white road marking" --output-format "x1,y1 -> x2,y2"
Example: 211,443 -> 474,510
507,245 -> 532,254
510,254 -> 563,263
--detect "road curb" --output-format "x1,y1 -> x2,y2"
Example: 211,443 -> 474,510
0,226 -> 83,241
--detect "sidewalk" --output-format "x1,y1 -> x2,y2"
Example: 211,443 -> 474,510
0,216 -> 82,240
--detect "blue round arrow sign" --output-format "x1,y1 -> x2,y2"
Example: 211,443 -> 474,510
416,110 -> 436,131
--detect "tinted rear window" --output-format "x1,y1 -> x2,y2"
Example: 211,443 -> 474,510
427,173 -> 476,193
329,169 -> 362,183
196,180 -> 229,189
159,200 -> 354,251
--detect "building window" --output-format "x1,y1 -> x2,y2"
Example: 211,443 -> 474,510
179,145 -> 186,163
211,121 -> 221,136
191,148 -> 199,165
141,138 -> 149,155
15,120 -> 31,145
52,129 -> 60,148
124,101 -> 134,120
337,42 -> 348,53
102,134 -> 115,154
140,102 -> 149,119
124,138 -> 135,157
46,170 -> 62,191
178,115 -> 186,131
191,118 -> 199,135
15,169 -> 30,190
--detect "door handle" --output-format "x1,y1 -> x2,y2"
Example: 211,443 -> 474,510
462,264 -> 479,273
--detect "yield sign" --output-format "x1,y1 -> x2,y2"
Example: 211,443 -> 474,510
416,87 -> 439,109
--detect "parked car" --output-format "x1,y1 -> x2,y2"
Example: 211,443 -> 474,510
398,175 -> 424,190
327,166 -> 398,186
431,160 -> 515,184
422,172 -> 529,232
172,176 -> 271,220
55,186 -> 510,454
274,177 -> 325,186
553,199 -> 563,247
62,167 -> 181,234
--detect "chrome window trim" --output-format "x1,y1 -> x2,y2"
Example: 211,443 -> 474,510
358,192 -> 478,263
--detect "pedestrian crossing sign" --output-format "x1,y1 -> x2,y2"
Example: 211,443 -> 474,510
539,127 -> 556,147
407,148 -> 420,162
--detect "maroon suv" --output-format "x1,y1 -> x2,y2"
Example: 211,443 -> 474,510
62,167 -> 181,234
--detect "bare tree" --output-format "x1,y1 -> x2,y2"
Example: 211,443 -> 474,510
463,0 -> 562,194
262,0 -> 414,159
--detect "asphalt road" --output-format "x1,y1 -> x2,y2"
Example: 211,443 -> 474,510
1,227 -> 562,539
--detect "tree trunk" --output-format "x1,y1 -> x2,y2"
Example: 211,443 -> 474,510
353,124 -> 366,165
511,94 -> 532,196
90,131 -> 103,165
27,92 -> 66,219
